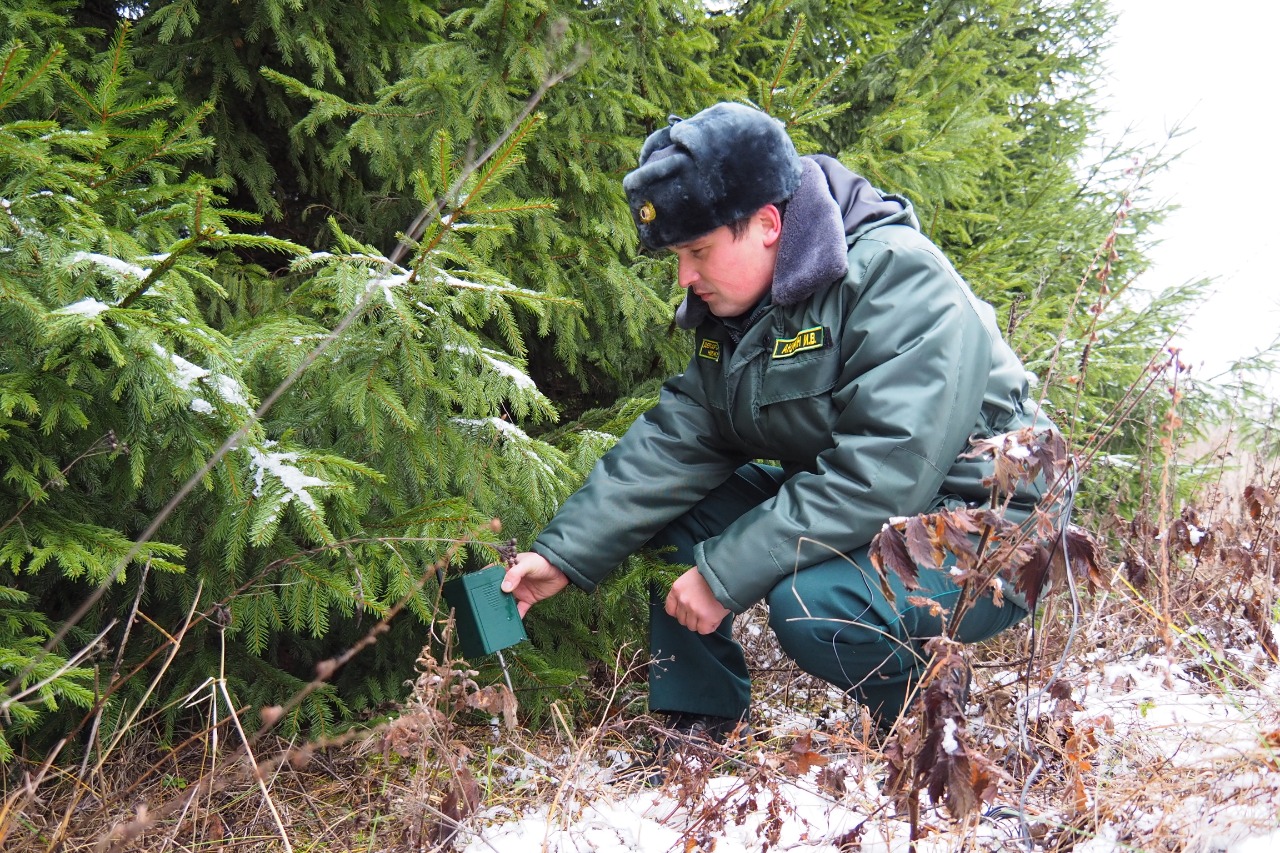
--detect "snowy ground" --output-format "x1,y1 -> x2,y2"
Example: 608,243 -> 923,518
457,641 -> 1280,853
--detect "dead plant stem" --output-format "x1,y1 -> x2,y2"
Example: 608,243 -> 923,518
79,560 -> 152,788
217,679 -> 293,852
1155,358 -> 1185,659
93,583 -> 204,774
36,585 -> 205,850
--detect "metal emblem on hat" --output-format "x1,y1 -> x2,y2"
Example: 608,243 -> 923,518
639,201 -> 656,223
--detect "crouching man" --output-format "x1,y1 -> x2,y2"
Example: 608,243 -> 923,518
502,102 -> 1058,735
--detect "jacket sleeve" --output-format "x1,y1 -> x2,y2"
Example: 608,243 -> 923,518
696,234 -> 993,612
532,379 -> 748,592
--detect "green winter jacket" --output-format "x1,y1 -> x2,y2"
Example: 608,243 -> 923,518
533,155 -> 1054,612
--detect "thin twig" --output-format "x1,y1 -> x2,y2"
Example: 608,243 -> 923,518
217,679 -> 293,852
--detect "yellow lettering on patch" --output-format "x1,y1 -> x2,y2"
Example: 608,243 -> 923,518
698,338 -> 721,361
772,326 -> 825,358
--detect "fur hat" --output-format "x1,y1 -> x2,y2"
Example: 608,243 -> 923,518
622,103 -> 803,250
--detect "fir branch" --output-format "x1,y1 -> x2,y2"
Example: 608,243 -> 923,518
0,42 -> 62,113
762,13 -> 805,113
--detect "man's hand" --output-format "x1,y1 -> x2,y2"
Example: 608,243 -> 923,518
665,566 -> 730,634
501,551 -> 570,617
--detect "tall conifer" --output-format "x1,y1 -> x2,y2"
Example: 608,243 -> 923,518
1,1 -> 1218,759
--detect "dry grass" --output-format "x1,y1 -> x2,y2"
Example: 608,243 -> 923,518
3,452 -> 1277,853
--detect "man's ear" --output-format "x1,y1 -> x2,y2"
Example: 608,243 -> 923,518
757,203 -> 783,246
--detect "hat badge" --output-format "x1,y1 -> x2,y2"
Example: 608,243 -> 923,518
638,201 -> 656,223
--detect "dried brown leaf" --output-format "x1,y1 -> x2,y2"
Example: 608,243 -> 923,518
988,576 -> 1005,608
1026,428 -> 1069,480
870,523 -> 920,598
1014,544 -> 1052,610
783,733 -> 830,775
207,813 -> 225,844
428,768 -> 481,849
943,508 -> 984,534
905,515 -> 946,569
1047,679 -> 1074,701
965,431 -> 1028,494
906,595 -> 947,619
831,824 -> 866,850
466,684 -> 519,730
1244,483 -> 1275,517
1061,525 -> 1108,593
965,426 -> 1071,497
815,763 -> 851,796
939,512 -> 981,570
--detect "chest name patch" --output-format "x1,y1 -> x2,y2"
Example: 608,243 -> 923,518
773,326 -> 825,359
698,338 -> 722,362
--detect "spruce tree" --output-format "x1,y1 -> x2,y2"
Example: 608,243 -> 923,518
1,0 -> 1223,762
0,16 -> 575,756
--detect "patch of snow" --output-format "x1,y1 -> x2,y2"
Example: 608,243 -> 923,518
1223,830 -> 1280,853
448,612 -> 1279,853
58,298 -> 112,318
367,268 -> 411,306
452,417 -> 556,479
1097,454 -> 1140,470
432,269 -> 542,299
151,343 -> 209,389
149,343 -> 251,411
460,771 -> 884,853
247,445 -> 328,510
453,417 -> 526,440
67,251 -> 151,279
1001,440 -> 1031,460
210,373 -> 250,410
941,718 -> 960,755
446,344 -> 538,392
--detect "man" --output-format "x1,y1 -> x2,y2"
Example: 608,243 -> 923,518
501,102 -> 1056,735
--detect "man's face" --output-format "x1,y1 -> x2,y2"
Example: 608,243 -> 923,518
670,205 -> 781,318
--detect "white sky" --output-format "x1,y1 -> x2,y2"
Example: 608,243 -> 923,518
1097,0 -> 1280,381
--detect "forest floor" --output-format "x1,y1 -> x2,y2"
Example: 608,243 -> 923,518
5,470 -> 1278,852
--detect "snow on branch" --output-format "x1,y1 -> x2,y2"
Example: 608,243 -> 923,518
246,444 -> 330,510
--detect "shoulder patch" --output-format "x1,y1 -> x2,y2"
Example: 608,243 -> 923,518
772,326 -> 826,359
697,338 -> 722,362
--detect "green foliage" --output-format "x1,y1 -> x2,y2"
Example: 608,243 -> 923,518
0,17 -> 575,760
0,584 -> 95,762
1,0 -> 1236,767
261,0 -> 724,416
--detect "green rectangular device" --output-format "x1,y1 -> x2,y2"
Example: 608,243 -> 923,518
441,564 -> 527,658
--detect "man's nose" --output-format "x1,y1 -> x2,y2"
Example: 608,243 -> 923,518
677,258 -> 698,289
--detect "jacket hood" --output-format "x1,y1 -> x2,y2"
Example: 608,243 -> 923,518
810,154 -> 916,236
675,155 -> 910,329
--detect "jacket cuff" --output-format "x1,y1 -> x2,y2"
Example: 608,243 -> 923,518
693,540 -> 755,614
530,540 -> 599,594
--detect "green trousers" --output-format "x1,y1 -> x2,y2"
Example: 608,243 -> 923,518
647,463 -> 1027,724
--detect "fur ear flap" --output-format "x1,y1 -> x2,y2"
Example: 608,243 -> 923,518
637,119 -> 676,164
623,103 -> 803,250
